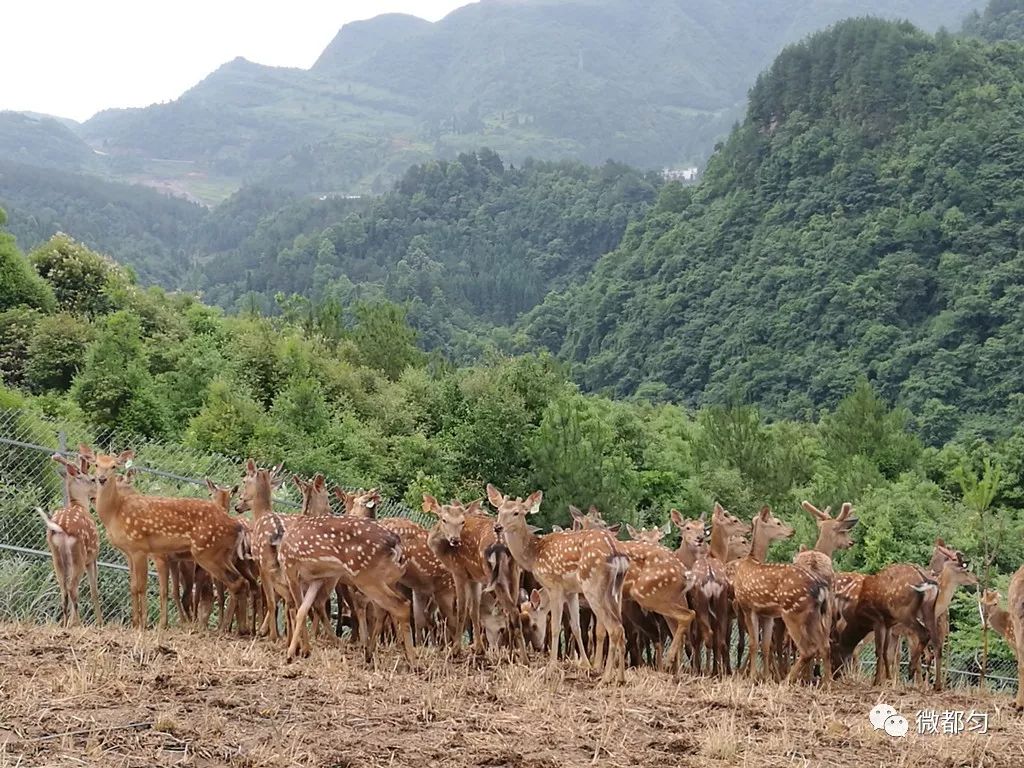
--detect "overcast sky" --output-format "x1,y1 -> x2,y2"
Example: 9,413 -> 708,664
1,1 -> 475,122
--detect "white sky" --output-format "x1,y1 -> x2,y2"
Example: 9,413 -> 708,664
0,1 -> 475,122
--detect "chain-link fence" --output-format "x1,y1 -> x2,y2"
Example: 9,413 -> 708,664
0,407 -> 1017,692
0,407 -> 429,627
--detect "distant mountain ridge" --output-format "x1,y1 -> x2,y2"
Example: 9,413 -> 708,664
0,0 -> 981,201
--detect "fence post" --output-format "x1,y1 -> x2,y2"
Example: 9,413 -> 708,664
58,430 -> 69,507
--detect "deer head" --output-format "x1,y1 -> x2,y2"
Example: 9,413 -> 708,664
929,538 -> 965,574
334,487 -> 382,519
235,460 -> 278,514
51,453 -> 96,506
205,478 -> 238,512
712,502 -> 751,537
626,522 -> 670,545
293,473 -> 329,516
86,446 -> 135,487
422,494 -> 468,547
938,557 -> 979,591
669,509 -> 706,549
568,504 -> 618,533
801,500 -> 858,555
519,587 -> 549,651
488,484 -> 543,536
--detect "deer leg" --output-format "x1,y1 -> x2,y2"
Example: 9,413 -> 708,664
872,625 -> 889,685
153,556 -> 170,630
66,559 -> 82,627
467,582 -> 485,654
364,583 -> 415,666
87,560 -> 103,625
565,593 -> 591,668
287,580 -> 322,661
547,589 -> 566,669
128,552 -> 148,629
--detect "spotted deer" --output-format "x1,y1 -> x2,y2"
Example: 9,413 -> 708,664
81,445 -> 254,631
670,510 -> 730,676
980,573 -> 1024,708
920,557 -> 978,690
704,503 -> 752,673
234,461 -> 290,641
420,495 -> 527,660
338,489 -> 459,646
832,540 -> 963,686
275,510 -> 414,664
488,484 -> 630,683
731,506 -> 832,685
37,454 -> 103,626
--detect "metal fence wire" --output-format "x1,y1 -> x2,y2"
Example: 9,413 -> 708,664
0,407 -> 1017,692
0,407 -> 429,627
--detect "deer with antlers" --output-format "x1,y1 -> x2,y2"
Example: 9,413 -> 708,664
488,484 -> 630,683
338,488 -> 459,646
38,454 -> 104,626
731,506 -> 832,685
81,445 -> 254,630
980,571 -> 1024,709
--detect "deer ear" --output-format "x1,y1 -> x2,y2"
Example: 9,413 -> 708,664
838,502 -> 852,521
77,444 -> 95,461
486,483 -> 504,508
568,505 -> 582,520
759,506 -> 771,521
205,478 -> 217,494
607,522 -> 621,536
117,450 -> 135,465
245,458 -> 257,475
626,524 -> 639,539
292,475 -> 306,493
713,502 -> 724,516
530,588 -> 542,609
525,490 -> 543,515
230,484 -> 239,497
313,474 -> 326,491
669,509 -> 684,528
698,509 -> 707,524
527,524 -> 542,534
840,517 -> 858,531
464,499 -> 483,515
661,520 -> 672,535
934,537 -> 946,547
421,493 -> 440,514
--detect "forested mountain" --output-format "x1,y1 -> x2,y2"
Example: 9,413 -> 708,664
0,161 -> 204,286
962,0 -> 1024,41
37,0 -> 978,200
524,19 -> 1024,443
196,152 -> 660,356
0,113 -> 95,172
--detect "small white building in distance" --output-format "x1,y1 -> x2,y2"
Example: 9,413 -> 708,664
661,166 -> 700,182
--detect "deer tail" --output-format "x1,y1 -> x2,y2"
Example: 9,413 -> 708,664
604,538 -> 629,624
36,507 -> 65,535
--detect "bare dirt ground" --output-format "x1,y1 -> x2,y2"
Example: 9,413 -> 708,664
0,622 -> 1021,767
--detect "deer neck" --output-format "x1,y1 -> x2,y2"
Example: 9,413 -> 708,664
95,476 -> 123,528
677,539 -> 699,568
709,522 -> 729,561
750,520 -> 775,562
251,481 -> 274,520
67,484 -> 92,512
987,607 -> 1013,642
934,571 -> 961,619
813,529 -> 836,558
502,523 -> 540,572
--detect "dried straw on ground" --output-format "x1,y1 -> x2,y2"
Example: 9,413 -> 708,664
0,623 -> 1020,767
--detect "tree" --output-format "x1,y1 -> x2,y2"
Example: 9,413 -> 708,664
24,313 -> 92,392
0,213 -> 55,313
350,301 -> 426,380
29,234 -> 129,317
71,311 -> 167,436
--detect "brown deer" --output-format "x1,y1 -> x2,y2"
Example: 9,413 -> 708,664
670,510 -> 730,676
980,574 -> 1024,709
275,510 -> 414,664
421,495 -> 526,659
38,454 -> 103,626
731,506 -> 832,685
338,489 -> 459,647
703,504 -> 752,672
832,539 -> 962,687
488,484 -> 630,683
235,461 -> 290,641
81,445 -> 254,631
919,557 -> 978,690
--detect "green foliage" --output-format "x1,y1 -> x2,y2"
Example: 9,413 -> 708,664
29,234 -> 130,317
962,0 -> 1024,42
0,219 -> 55,313
71,311 -> 167,437
350,302 -> 426,380
24,313 -> 92,392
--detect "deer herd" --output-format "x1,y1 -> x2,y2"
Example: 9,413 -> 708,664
35,445 -> 1024,707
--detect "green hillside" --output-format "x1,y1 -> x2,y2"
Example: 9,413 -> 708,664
525,18 -> 1024,443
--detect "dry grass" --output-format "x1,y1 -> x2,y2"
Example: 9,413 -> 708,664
0,622 -> 1022,767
